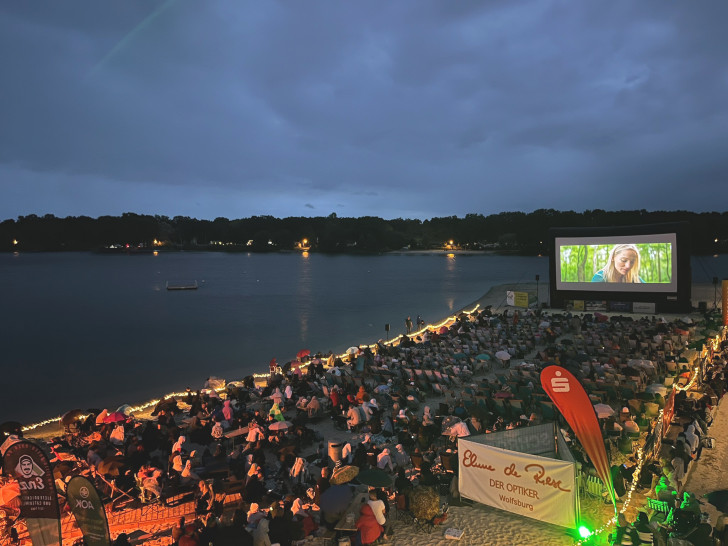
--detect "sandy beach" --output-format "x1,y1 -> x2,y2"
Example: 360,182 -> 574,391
14,281 -> 725,546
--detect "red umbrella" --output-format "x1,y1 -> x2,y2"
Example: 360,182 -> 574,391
438,326 -> 449,334
296,349 -> 311,359
103,411 -> 127,424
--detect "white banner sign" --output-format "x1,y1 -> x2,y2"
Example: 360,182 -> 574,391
458,438 -> 577,529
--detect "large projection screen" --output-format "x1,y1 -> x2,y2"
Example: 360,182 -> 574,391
548,222 -> 691,313
555,233 -> 677,293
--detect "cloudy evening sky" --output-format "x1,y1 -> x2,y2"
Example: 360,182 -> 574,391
1,1 -> 727,221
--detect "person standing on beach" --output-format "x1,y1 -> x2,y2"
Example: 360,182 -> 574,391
405,316 -> 413,334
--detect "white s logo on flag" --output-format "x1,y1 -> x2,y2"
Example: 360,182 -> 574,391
550,371 -> 570,393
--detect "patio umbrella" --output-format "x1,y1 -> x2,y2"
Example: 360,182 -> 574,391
53,461 -> 76,480
319,484 -> 354,514
116,404 -> 134,416
297,349 -> 311,359
705,490 -> 728,513
646,384 -> 668,397
346,346 -> 360,355
97,455 -> 126,477
410,486 -> 440,521
495,351 -> 512,361
356,468 -> 392,488
330,465 -> 359,485
453,352 -> 467,360
103,412 -> 127,424
268,421 -> 293,431
61,409 -> 85,427
593,404 -> 615,419
438,326 -> 449,334
475,354 -> 491,361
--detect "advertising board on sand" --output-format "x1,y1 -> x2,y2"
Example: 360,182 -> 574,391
458,439 -> 578,528
2,440 -> 62,546
506,291 -> 529,308
66,476 -> 111,546
541,366 -> 616,509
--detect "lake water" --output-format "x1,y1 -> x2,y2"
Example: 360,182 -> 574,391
1,251 -> 724,423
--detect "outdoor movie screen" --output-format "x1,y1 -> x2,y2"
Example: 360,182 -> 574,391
555,233 -> 678,293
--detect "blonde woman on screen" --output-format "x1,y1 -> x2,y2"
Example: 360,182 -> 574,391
591,244 -> 645,283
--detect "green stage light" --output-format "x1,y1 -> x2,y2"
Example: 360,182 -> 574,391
578,526 -> 592,539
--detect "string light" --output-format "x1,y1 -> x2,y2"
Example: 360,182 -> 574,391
22,304 -> 481,433
573,328 -> 724,544
574,444 -> 648,545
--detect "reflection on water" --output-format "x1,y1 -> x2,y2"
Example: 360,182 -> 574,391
0,251 -> 552,421
297,252 -> 312,343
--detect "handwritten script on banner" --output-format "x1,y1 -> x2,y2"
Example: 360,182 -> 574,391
458,440 -> 578,529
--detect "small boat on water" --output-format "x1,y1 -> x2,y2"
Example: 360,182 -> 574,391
166,280 -> 198,291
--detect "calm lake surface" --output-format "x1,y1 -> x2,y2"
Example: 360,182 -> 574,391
1,251 -> 724,423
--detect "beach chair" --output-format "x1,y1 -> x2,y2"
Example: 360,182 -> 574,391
492,398 -> 508,418
539,401 -> 556,421
494,372 -> 511,386
410,453 -> 424,470
620,386 -> 635,400
509,399 -> 524,415
646,497 -> 671,515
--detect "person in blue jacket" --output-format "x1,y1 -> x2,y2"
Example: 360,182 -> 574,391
591,244 -> 645,283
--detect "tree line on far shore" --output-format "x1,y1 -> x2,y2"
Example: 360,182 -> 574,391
1,209 -> 727,255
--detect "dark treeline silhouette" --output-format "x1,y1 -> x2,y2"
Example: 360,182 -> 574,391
1,209 -> 727,255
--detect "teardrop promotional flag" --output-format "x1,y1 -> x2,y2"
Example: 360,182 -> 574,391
66,476 -> 111,546
2,440 -> 63,545
540,366 -> 616,510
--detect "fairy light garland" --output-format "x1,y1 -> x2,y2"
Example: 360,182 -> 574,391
574,442 -> 649,545
673,366 -> 700,392
573,333 -> 714,546
22,303 -> 481,433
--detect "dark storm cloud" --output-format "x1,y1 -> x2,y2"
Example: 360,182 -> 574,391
1,0 -> 727,220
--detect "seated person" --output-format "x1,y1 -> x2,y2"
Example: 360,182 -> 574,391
305,396 -> 321,418
136,463 -> 163,502
356,499 -> 383,545
377,448 -> 394,473
246,502 -> 267,529
655,476 -> 677,505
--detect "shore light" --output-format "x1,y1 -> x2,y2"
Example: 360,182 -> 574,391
13,239 -> 18,245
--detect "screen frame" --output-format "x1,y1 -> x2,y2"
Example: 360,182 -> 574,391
548,222 -> 691,313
